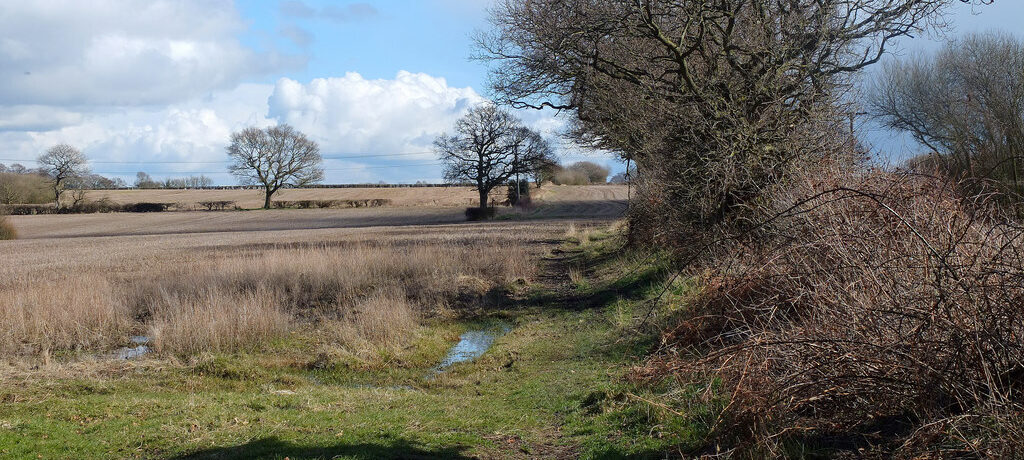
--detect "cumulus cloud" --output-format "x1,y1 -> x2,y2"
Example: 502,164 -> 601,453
0,84 -> 275,180
0,72 -> 506,183
0,57 -> 570,183
268,71 -> 485,158
0,1 -> 589,183
0,1 -> 303,107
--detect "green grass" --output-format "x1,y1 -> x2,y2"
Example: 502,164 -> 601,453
0,226 -> 711,459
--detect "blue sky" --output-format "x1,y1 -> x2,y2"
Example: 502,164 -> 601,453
239,1 -> 491,89
0,1 -> 1020,184
861,1 -> 1024,162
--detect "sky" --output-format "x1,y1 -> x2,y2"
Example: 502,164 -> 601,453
0,1 -> 1021,184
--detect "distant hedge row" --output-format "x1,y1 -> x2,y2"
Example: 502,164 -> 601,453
2,202 -> 176,215
271,199 -> 391,209
2,198 -> 394,215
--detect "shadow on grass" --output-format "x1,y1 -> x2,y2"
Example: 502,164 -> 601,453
524,253 -> 670,313
171,436 -> 473,460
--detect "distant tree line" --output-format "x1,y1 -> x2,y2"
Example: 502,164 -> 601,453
3,117 -> 615,212
134,172 -> 214,189
539,161 -> 611,186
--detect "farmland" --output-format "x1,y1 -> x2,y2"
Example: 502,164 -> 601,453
83,184 -> 627,210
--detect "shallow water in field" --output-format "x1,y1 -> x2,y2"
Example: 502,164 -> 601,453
430,321 -> 513,377
112,336 -> 151,360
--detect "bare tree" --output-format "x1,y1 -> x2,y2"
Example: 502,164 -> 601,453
478,0 -> 990,243
37,144 -> 89,209
435,104 -> 552,209
227,125 -> 325,209
871,32 -> 1024,196
509,125 -> 555,193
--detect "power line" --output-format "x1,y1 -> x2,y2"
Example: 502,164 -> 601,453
0,151 -> 437,165
324,152 -> 435,159
85,162 -> 445,175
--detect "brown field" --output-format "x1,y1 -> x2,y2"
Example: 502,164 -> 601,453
85,183 -> 628,209
0,187 -> 624,360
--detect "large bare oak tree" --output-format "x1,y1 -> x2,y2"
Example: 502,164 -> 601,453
435,104 -> 553,209
37,144 -> 89,209
227,125 -> 324,209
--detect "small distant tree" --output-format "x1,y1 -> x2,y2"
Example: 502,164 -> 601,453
135,172 -> 160,189
227,124 -> 324,209
435,104 -> 552,209
509,126 -> 555,193
507,179 -> 531,206
37,144 -> 89,208
531,157 -> 558,187
569,161 -> 610,184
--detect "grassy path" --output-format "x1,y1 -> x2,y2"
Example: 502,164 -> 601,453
0,228 -> 688,459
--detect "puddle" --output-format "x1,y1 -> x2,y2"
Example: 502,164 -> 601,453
429,321 -> 512,377
112,336 -> 151,360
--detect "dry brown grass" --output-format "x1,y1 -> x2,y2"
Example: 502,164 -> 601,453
0,275 -> 131,356
0,239 -> 535,358
0,213 -> 14,240
0,214 -> 557,360
147,287 -> 290,355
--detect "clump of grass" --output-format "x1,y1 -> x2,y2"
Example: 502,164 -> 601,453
0,275 -> 130,355
0,238 -> 538,359
0,212 -> 15,240
565,222 -> 578,240
569,264 -> 593,288
329,288 -> 419,347
148,287 -> 290,355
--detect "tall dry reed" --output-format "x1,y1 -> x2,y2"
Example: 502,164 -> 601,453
0,275 -> 130,355
0,211 -> 15,240
0,238 -> 536,358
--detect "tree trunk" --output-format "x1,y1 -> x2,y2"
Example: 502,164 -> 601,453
264,188 -> 273,209
478,188 -> 488,209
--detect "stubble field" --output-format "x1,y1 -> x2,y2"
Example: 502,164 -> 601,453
84,184 -> 628,209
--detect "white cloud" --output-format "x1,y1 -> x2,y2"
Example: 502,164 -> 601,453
0,1 -> 302,107
3,84 -> 274,180
0,1 -> 595,183
0,65 -> 576,183
267,71 -> 485,158
0,72 -> 496,183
